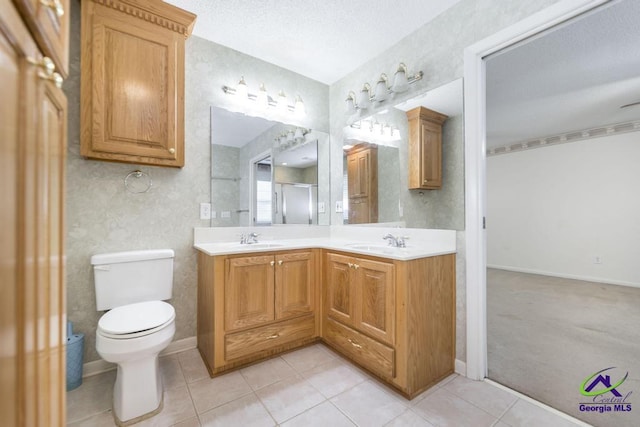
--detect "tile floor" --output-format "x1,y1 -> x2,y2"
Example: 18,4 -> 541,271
67,344 -> 589,427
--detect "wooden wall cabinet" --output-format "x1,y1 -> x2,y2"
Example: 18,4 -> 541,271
323,251 -> 456,398
406,106 -> 448,190
198,250 -> 319,375
2,1 -> 67,425
80,0 -> 196,167
346,144 -> 378,223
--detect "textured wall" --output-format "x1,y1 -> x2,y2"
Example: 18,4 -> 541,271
65,0 -> 560,364
65,1 -> 329,363
328,0 -> 561,361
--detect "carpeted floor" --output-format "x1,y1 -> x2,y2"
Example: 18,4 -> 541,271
487,268 -> 640,427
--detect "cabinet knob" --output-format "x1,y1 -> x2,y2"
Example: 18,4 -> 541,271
354,264 -> 359,270
265,333 -> 279,340
278,260 -> 283,265
39,72 -> 63,88
348,263 -> 354,268
40,0 -> 64,18
270,261 -> 275,267
168,148 -> 176,154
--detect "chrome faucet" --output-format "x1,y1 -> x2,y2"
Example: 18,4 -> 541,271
246,232 -> 259,244
383,233 -> 408,248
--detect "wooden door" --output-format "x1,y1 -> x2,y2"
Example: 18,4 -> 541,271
325,253 -> 355,326
354,258 -> 395,345
13,0 -> 70,77
275,251 -> 314,320
1,2 -> 67,425
225,255 -> 275,331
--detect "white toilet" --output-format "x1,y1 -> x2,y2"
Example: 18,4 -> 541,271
91,249 -> 176,425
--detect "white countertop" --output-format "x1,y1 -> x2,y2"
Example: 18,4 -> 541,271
193,226 -> 457,261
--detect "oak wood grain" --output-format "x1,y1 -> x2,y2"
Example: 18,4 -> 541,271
406,107 -> 447,190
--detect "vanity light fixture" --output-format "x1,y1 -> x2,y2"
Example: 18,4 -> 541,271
348,118 -> 401,144
222,77 -> 306,116
274,127 -> 311,150
345,62 -> 422,114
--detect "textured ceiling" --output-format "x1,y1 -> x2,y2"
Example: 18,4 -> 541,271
164,0 -> 462,84
486,0 -> 640,148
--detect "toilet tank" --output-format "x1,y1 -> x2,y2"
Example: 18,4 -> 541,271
91,249 -> 174,311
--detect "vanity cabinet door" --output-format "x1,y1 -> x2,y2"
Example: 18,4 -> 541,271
325,253 -> 355,326
225,255 -> 275,331
275,251 -> 314,320
353,258 -> 395,346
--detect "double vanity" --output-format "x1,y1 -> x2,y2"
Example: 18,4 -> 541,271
194,226 -> 456,398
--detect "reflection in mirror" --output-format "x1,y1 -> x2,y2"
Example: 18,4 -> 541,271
210,106 -> 329,226
339,78 -> 464,229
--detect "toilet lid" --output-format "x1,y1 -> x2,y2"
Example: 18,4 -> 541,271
98,301 -> 175,336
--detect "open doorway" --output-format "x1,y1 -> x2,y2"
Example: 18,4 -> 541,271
482,1 -> 640,425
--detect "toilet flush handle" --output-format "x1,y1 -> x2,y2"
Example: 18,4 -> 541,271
94,265 -> 110,271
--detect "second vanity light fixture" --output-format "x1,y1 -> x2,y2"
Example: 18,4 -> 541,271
345,63 -> 423,114
274,127 -> 311,150
223,77 -> 306,117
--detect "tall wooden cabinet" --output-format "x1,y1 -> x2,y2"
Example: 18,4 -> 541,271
80,0 -> 196,167
198,250 -> 319,375
1,1 -> 68,425
406,106 -> 448,190
346,144 -> 378,223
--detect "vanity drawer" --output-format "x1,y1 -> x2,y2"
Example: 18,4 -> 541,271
225,315 -> 315,361
324,318 -> 395,378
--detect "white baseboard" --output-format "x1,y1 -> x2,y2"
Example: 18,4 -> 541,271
455,359 -> 466,376
484,378 -> 592,427
82,336 -> 197,378
487,264 -> 640,289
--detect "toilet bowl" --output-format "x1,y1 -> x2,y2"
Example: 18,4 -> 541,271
91,250 -> 176,425
96,300 -> 176,424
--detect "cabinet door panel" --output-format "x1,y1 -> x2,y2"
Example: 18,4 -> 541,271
420,121 -> 442,188
355,258 -> 395,345
275,251 -> 314,320
225,256 -> 275,331
325,253 -> 354,326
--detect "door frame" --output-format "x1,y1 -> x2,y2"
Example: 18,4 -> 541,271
463,0 -> 609,380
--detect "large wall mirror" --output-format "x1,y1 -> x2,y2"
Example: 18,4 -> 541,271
210,106 -> 330,226
338,78 -> 465,229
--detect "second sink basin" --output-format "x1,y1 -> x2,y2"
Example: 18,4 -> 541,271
346,244 -> 392,251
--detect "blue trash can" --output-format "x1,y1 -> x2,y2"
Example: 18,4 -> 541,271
66,322 -> 84,391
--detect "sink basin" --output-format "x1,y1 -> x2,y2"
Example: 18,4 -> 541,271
346,244 -> 392,251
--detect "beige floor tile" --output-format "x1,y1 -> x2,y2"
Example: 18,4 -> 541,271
171,417 -> 201,427
188,371 -> 253,414
199,393 -> 275,427
160,354 -> 187,391
500,399 -> 582,427
66,370 -> 116,423
240,357 -> 297,390
412,388 -> 497,427
177,349 -> 210,383
281,344 -> 336,373
384,408 -> 435,426
330,380 -> 408,427
300,358 -> 368,398
67,410 -> 115,427
255,374 -> 326,423
443,377 -> 518,417
134,386 -> 197,427
280,401 -> 356,427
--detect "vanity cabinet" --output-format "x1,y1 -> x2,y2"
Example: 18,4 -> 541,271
80,0 -> 196,167
198,250 -> 319,375
406,106 -> 448,190
323,251 -> 456,398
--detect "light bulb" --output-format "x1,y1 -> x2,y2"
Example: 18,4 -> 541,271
257,83 -> 269,108
357,83 -> 371,109
392,63 -> 409,93
294,95 -> 305,117
236,76 -> 248,99
277,91 -> 288,112
374,74 -> 389,102
345,92 -> 357,114
294,128 -> 304,143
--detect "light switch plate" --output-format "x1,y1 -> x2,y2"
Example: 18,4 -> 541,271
221,211 -> 231,218
318,202 -> 326,213
335,201 -> 343,213
199,203 -> 211,220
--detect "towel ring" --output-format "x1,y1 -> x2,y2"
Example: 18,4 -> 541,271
124,170 -> 152,194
